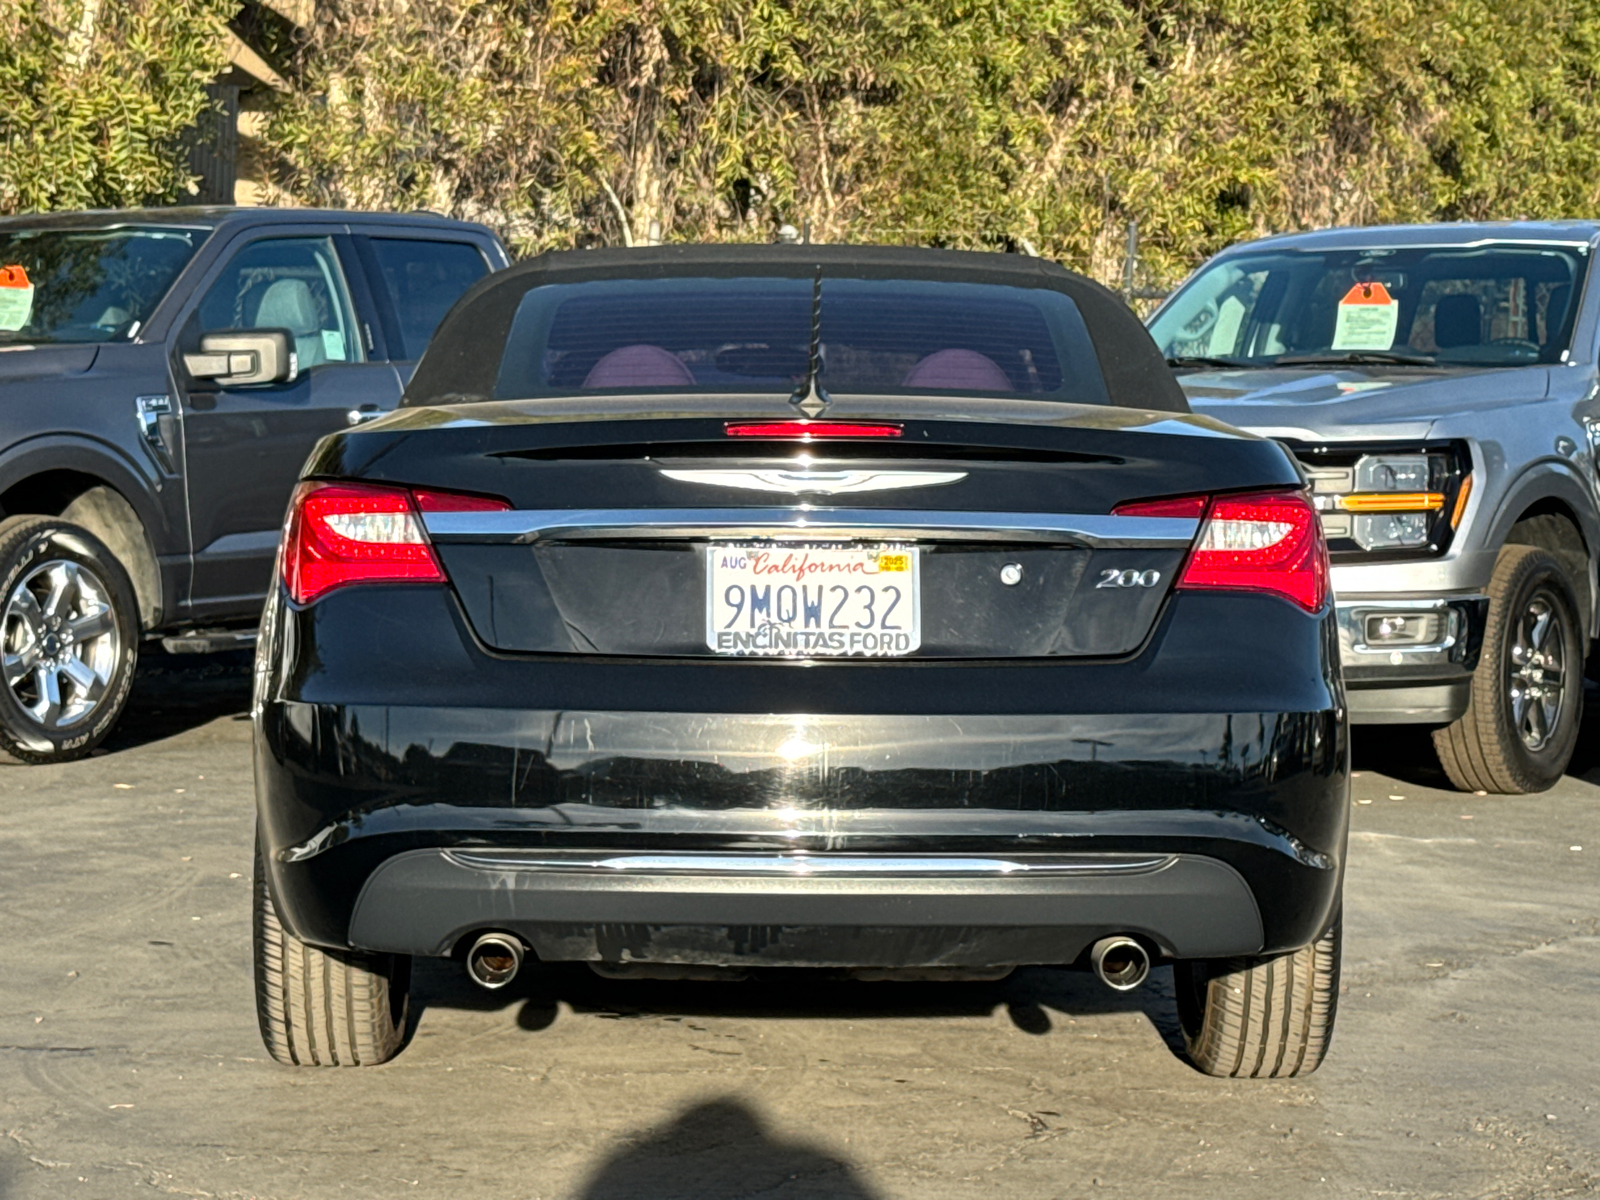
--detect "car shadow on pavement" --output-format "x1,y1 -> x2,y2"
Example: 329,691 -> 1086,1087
95,648 -> 254,755
1352,678 -> 1600,789
1566,680 -> 1600,779
574,1096 -> 882,1199
1349,725 -> 1454,789
406,956 -> 1187,1056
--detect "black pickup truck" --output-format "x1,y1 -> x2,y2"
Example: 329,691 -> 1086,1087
0,206 -> 508,761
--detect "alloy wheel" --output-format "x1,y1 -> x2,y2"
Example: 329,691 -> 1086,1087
1506,587 -> 1568,752
2,559 -> 121,729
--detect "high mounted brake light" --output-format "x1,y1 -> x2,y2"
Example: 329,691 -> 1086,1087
282,482 -> 509,604
724,421 -> 903,439
1115,489 -> 1328,613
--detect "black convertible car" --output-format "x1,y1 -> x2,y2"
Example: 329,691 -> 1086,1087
252,245 -> 1348,1076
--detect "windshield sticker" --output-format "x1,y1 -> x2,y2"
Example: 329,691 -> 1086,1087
1332,281 -> 1399,351
321,329 -> 345,360
0,265 -> 34,332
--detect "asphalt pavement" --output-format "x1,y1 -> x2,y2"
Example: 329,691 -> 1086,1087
0,652 -> 1595,1199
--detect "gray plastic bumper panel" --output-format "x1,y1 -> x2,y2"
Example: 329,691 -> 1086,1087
347,849 -> 1264,966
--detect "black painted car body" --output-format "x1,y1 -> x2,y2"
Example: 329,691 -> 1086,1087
252,247 -> 1348,1071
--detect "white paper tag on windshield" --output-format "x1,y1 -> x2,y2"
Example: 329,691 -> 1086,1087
0,266 -> 35,332
321,329 -> 345,360
1332,282 -> 1398,351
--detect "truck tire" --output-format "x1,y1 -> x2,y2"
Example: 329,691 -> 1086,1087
1433,544 -> 1582,794
253,834 -> 410,1067
0,515 -> 139,764
1174,915 -> 1340,1078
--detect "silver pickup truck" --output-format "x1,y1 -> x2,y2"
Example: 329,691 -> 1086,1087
1148,222 -> 1600,794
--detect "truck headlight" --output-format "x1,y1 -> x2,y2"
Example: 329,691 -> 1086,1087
1355,454 -> 1430,494
1301,446 -> 1469,556
1343,454 -> 1444,549
1351,510 -> 1431,551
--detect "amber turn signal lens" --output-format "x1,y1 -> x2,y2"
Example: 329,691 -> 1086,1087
1450,474 -> 1473,528
1337,492 -> 1444,513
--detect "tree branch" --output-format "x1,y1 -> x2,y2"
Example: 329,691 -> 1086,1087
597,177 -> 634,248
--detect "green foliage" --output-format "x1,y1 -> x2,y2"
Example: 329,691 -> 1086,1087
7,0 -> 1600,286
261,0 -> 1600,282
0,0 -> 237,214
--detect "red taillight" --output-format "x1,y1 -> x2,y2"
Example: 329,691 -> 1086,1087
412,488 -> 512,513
724,421 -> 903,439
1177,490 -> 1327,613
1112,495 -> 1209,519
282,482 -> 505,604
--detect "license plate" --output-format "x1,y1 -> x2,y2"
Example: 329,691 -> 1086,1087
706,542 -> 920,656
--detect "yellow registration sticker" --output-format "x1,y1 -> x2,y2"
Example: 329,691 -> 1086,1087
876,553 -> 910,573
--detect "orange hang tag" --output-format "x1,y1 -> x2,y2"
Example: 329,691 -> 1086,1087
1339,281 -> 1392,306
0,264 -> 34,332
1332,280 -> 1399,351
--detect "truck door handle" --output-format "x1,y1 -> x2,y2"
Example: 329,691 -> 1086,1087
347,404 -> 383,425
136,394 -> 176,473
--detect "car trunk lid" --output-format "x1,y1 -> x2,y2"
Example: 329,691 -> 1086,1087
312,401 -> 1301,660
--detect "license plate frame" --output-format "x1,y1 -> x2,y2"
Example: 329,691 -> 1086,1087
705,541 -> 921,657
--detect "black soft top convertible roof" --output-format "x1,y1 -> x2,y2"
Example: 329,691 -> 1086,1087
405,244 -> 1188,414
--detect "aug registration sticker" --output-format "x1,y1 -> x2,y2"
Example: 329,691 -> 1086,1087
706,542 -> 921,656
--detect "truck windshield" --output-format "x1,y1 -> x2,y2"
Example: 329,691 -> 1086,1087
0,226 -> 204,344
1149,243 -> 1589,368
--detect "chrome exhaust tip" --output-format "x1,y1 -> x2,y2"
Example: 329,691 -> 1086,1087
465,933 -> 524,990
1090,936 -> 1150,991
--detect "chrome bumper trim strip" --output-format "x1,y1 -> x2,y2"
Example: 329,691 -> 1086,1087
442,850 -> 1176,877
422,508 -> 1199,548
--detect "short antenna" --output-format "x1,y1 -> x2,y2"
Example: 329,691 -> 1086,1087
789,267 -> 830,418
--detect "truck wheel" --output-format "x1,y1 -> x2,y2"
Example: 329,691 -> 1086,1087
253,834 -> 409,1067
1173,915 -> 1340,1078
1433,544 -> 1582,794
0,516 -> 139,764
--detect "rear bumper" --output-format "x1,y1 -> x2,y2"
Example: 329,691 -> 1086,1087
253,585 -> 1349,965
349,849 -> 1264,965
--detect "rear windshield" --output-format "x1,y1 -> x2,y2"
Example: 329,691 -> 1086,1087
0,226 -> 204,344
493,277 -> 1109,403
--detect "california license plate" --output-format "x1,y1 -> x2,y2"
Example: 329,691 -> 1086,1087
706,543 -> 921,656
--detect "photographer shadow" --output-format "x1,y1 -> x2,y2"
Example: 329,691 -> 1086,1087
575,1097 -> 880,1199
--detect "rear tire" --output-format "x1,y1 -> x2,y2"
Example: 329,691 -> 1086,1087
253,834 -> 410,1067
0,515 -> 139,764
1174,914 -> 1340,1078
1433,544 -> 1582,794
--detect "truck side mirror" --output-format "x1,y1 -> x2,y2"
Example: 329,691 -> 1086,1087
183,330 -> 298,386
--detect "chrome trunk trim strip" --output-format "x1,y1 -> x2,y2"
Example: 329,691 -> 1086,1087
421,508 -> 1199,547
443,850 -> 1176,877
